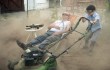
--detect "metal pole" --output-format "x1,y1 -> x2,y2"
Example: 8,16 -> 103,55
56,35 -> 85,58
33,0 -> 35,10
108,0 -> 110,11
56,36 -> 85,58
27,0 -> 28,17
60,0 -> 62,7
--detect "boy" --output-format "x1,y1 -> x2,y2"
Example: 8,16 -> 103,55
82,5 -> 102,52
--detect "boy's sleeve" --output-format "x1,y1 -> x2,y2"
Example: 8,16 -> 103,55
95,14 -> 100,20
84,13 -> 88,18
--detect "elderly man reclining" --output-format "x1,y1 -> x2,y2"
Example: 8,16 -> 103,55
16,12 -> 71,52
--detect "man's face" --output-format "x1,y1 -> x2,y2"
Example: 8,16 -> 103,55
62,14 -> 69,20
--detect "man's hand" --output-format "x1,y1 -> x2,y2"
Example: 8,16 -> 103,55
48,23 -> 60,30
53,25 -> 60,30
52,32 -> 62,36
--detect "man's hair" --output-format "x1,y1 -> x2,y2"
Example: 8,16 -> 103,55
86,5 -> 96,12
62,12 -> 71,16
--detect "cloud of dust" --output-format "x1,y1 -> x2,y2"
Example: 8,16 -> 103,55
0,11 -> 50,70
0,14 -> 27,70
0,10 -> 110,70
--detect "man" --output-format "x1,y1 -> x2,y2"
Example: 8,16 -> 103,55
17,12 -> 71,52
82,5 -> 102,52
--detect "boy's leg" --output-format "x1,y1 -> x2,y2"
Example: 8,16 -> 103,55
83,30 -> 93,49
89,29 -> 101,52
38,35 -> 62,50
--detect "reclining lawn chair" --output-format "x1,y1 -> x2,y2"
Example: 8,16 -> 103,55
47,14 -> 78,51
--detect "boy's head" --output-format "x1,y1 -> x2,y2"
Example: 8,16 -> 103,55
86,5 -> 96,16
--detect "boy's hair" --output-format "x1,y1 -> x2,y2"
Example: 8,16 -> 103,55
86,5 -> 96,12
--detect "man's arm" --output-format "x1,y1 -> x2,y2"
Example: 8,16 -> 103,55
48,22 -> 60,30
53,22 -> 71,35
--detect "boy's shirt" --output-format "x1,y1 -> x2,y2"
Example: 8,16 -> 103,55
84,12 -> 102,32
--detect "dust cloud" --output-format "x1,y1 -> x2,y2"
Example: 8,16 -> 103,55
0,11 -> 50,70
0,9 -> 110,70
0,12 -> 27,70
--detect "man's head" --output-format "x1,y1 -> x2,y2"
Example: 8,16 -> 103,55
86,5 -> 96,16
62,12 -> 71,20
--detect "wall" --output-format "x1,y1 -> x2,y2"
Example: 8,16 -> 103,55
0,0 -> 24,13
24,0 -> 49,11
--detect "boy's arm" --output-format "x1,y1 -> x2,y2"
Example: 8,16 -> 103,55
82,14 -> 88,23
90,14 -> 100,24
90,19 -> 99,24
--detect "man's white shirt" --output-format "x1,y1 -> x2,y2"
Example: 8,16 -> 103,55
50,20 -> 71,32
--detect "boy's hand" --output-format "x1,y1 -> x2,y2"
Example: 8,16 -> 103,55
82,18 -> 86,23
90,21 -> 95,24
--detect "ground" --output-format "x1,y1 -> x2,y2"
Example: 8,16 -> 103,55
0,7 -> 110,70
